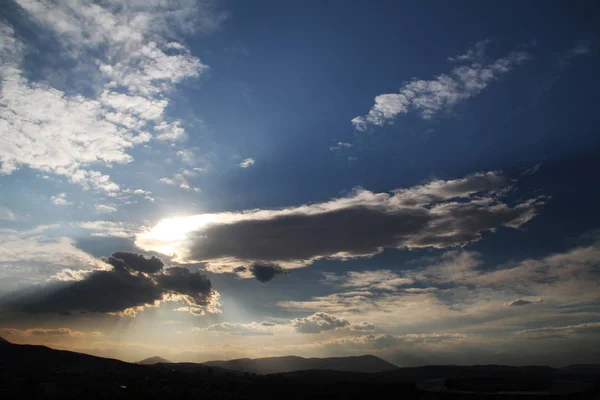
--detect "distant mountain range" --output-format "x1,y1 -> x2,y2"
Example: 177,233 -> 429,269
1,337 -> 599,398
137,356 -> 172,365
202,355 -> 398,374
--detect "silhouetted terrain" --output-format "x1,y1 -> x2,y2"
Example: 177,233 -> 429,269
202,354 -> 398,374
137,356 -> 172,365
1,337 -> 599,399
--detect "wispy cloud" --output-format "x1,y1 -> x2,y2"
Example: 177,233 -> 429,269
0,203 -> 17,220
0,327 -> 102,338
352,41 -> 529,130
329,142 -> 353,152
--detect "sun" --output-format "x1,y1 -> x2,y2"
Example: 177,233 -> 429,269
135,214 -> 219,258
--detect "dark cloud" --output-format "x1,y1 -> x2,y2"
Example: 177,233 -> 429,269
105,252 -> 164,274
249,263 -> 288,283
292,312 -> 351,334
508,299 -> 534,307
170,172 -> 544,272
156,267 -> 215,309
1,253 -> 218,316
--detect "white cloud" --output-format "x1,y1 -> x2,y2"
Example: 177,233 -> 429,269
0,227 -> 107,287
50,192 -> 73,206
160,177 -> 177,185
329,142 -> 353,152
239,158 -> 255,168
94,204 -> 118,214
0,203 -> 17,220
199,321 -> 278,336
352,43 -> 529,130
0,1 -> 217,191
74,220 -> 140,238
160,174 -> 200,192
292,312 -> 351,334
448,39 -> 491,62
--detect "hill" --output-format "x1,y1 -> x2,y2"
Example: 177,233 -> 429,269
202,354 -> 397,374
1,340 -> 599,398
137,356 -> 172,365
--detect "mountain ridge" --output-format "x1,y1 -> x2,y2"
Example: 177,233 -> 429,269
137,356 -> 172,365
202,354 -> 398,374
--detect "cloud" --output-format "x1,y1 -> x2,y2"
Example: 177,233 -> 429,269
160,173 -> 200,192
0,203 -> 17,221
200,322 -> 275,336
281,240 -> 600,335
0,1 -> 219,191
559,41 -> 593,66
241,263 -> 289,282
350,321 -> 376,332
329,142 -> 353,152
0,227 -> 106,286
323,270 -> 414,291
74,220 -> 140,238
1,252 -> 219,316
239,158 -> 255,168
291,312 -> 351,334
508,299 -> 541,307
522,163 -> 542,176
515,322 -> 600,340
50,193 -> 73,206
352,42 -> 528,130
95,204 -> 118,214
136,171 -> 543,273
0,327 -> 102,338
448,39 -> 491,62
105,252 -> 164,274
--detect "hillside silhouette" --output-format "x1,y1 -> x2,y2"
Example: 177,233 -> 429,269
202,354 -> 397,374
137,356 -> 172,365
1,338 -> 599,399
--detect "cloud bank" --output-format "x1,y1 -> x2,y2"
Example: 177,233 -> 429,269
136,171 -> 544,277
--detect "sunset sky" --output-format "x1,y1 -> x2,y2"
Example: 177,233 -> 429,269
1,0 -> 600,366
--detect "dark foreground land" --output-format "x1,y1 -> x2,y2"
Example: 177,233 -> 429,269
1,338 -> 599,399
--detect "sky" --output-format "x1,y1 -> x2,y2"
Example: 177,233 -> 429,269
0,0 -> 600,367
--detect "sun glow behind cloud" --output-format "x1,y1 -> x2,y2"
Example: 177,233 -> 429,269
136,171 -> 543,277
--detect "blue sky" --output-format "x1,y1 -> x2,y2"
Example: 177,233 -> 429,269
0,0 -> 600,365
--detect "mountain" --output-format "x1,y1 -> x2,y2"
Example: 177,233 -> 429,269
202,355 -> 397,374
0,336 -> 9,344
0,339 -> 145,376
0,341 -> 598,398
563,365 -> 600,375
137,356 -> 171,365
